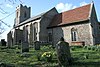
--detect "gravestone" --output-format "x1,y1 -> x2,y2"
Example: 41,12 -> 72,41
22,26 -> 29,52
22,42 -> 29,52
7,31 -> 13,48
34,41 -> 40,50
1,39 -> 6,46
56,37 -> 71,66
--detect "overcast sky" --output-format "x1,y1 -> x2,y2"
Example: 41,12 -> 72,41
0,0 -> 100,41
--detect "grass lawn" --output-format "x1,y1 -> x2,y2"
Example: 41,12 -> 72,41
0,45 -> 100,67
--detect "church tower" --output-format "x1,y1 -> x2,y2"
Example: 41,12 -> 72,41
14,4 -> 31,26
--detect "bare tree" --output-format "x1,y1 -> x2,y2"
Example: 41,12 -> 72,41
0,23 -> 4,35
5,0 -> 23,4
0,0 -> 23,35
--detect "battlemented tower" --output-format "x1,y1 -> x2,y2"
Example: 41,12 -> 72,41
14,4 -> 31,26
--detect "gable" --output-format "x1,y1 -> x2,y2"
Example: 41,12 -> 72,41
48,4 -> 91,28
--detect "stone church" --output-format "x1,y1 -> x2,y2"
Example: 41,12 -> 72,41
7,2 -> 100,47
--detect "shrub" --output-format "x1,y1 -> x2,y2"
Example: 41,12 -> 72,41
10,45 -> 18,49
41,45 -> 53,51
86,46 -> 98,51
83,54 -> 89,59
91,46 -> 96,51
70,47 -> 75,51
52,52 -> 57,57
16,61 -> 27,65
83,46 -> 87,49
41,52 -> 52,62
87,46 -> 91,50
70,46 -> 83,51
96,46 -> 100,51
20,53 -> 31,58
36,53 -> 41,61
0,46 -> 8,50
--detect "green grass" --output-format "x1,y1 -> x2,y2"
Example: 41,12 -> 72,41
0,45 -> 99,67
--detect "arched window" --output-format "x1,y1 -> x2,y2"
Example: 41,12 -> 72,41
71,28 -> 77,41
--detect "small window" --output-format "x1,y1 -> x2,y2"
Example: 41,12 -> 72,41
71,28 -> 77,41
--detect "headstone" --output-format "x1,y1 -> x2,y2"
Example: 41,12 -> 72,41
22,42 -> 29,52
22,26 -> 29,52
34,41 -> 40,50
1,39 -> 6,46
56,37 -> 71,66
7,31 -> 13,48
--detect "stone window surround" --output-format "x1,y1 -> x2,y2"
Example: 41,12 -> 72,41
71,28 -> 77,41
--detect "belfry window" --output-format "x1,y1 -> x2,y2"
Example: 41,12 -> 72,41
71,28 -> 77,41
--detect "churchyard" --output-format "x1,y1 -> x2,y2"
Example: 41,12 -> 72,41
0,44 -> 100,67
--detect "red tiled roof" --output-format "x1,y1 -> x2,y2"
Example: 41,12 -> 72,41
49,4 -> 91,27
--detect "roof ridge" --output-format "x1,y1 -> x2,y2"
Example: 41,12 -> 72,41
61,3 -> 91,14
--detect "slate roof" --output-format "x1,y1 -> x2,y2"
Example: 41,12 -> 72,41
48,4 -> 91,28
15,7 -> 57,27
15,12 -> 45,27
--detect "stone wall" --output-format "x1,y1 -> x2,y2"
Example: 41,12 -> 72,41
13,29 -> 23,45
89,3 -> 100,44
51,22 -> 93,46
52,27 -> 64,46
39,8 -> 58,42
15,18 -> 41,45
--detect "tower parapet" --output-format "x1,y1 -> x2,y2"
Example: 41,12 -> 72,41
14,4 -> 31,27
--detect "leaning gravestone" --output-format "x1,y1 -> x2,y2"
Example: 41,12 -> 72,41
34,41 -> 40,50
56,37 -> 71,66
22,42 -> 29,52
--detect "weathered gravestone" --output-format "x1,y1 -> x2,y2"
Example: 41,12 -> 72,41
1,39 -> 6,46
34,41 -> 40,50
22,42 -> 29,52
56,37 -> 71,66
7,31 -> 13,48
22,26 -> 29,52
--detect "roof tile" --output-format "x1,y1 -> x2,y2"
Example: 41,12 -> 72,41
49,4 -> 91,27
